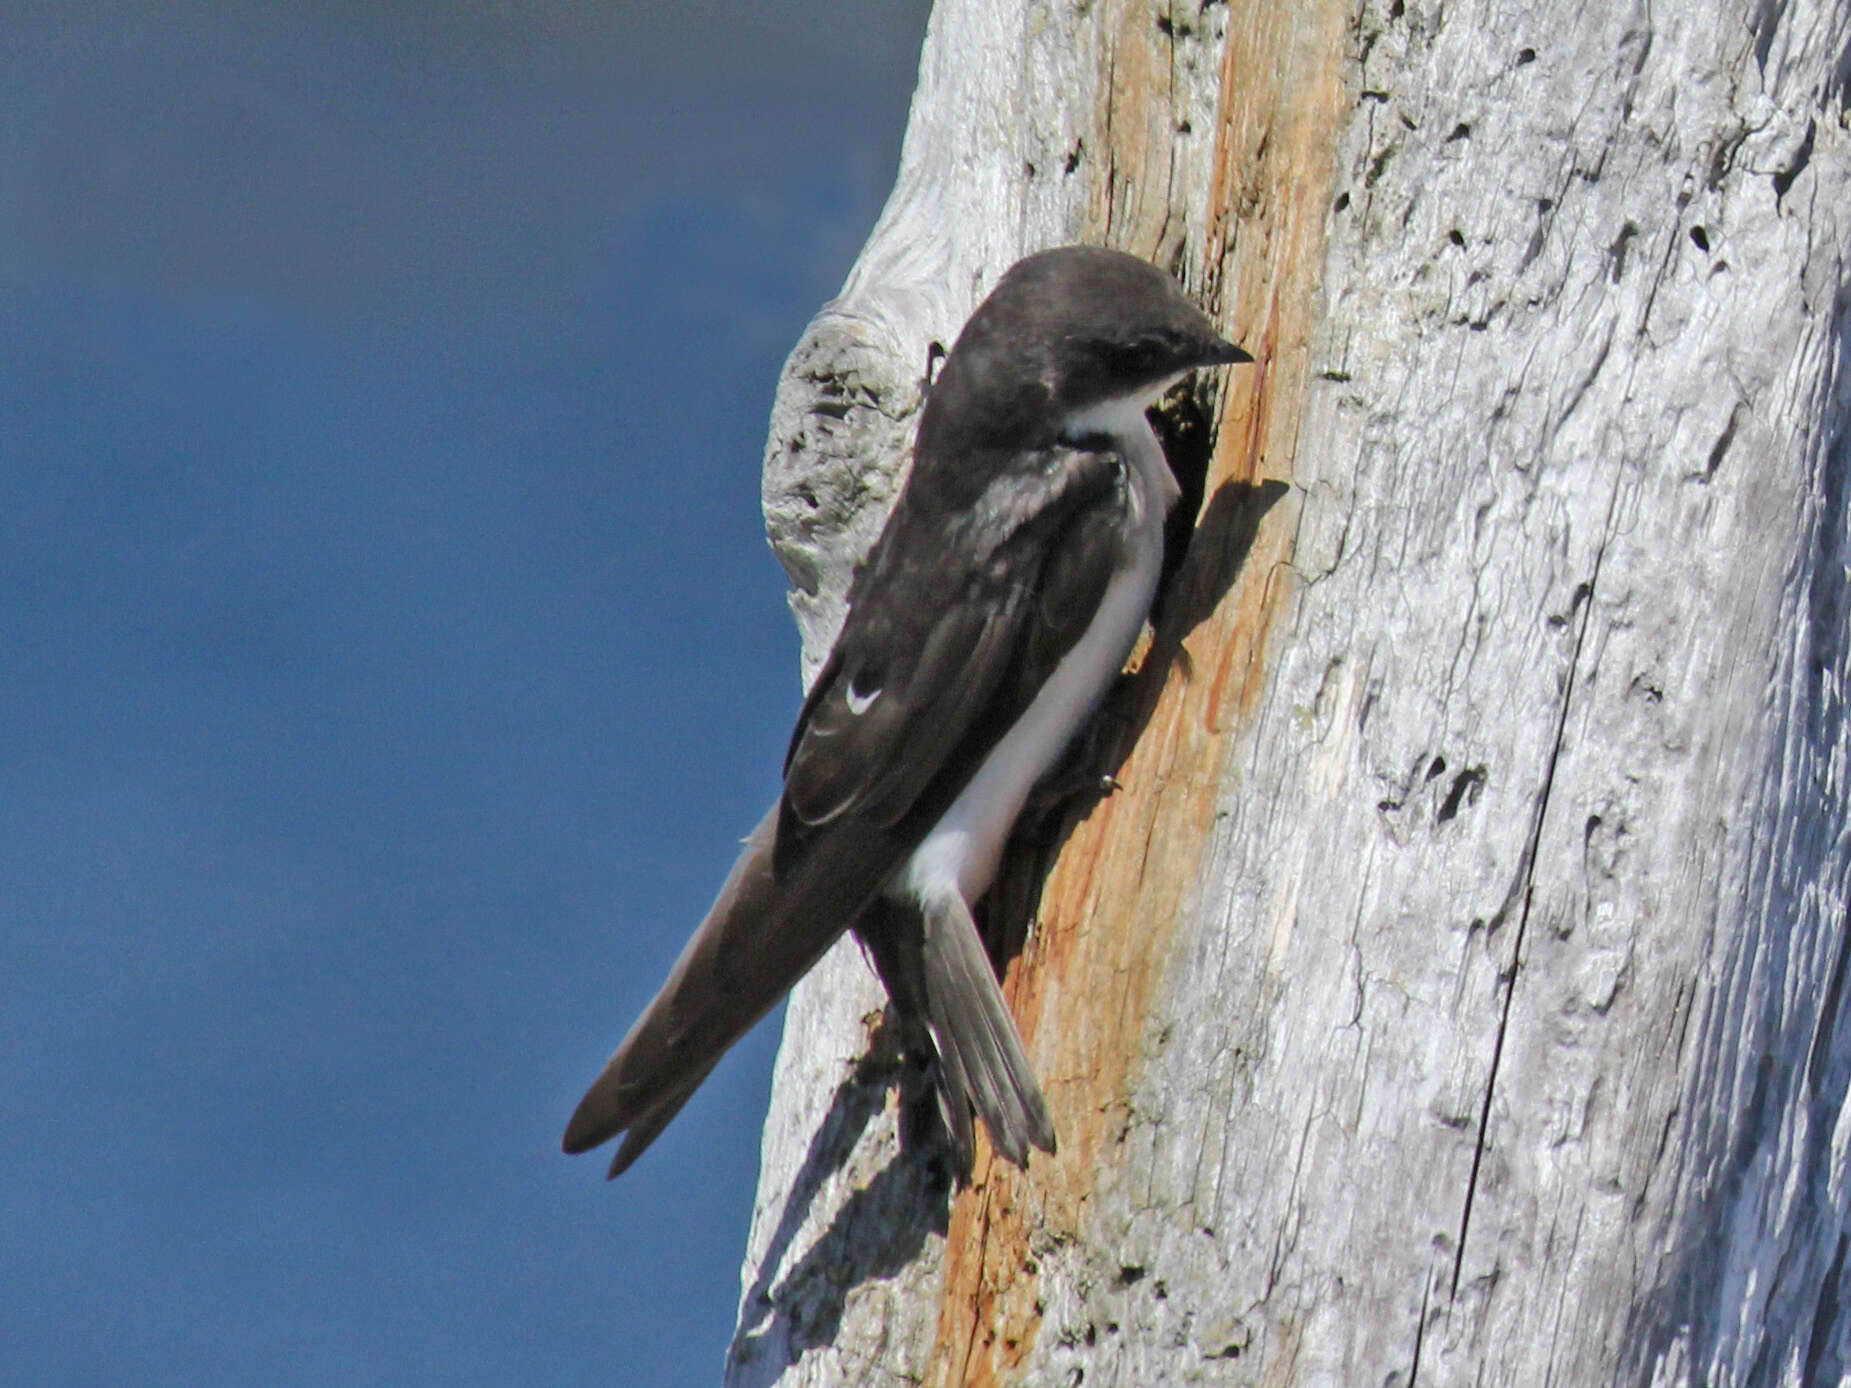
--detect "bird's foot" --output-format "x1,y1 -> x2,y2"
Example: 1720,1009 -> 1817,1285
1027,764 -> 1123,820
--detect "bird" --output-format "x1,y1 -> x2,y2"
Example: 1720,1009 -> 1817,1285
563,245 -> 1251,1179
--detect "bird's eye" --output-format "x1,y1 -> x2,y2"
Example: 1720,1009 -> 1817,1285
1098,335 -> 1167,376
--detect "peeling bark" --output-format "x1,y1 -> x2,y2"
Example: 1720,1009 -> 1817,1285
727,0 -> 1851,1384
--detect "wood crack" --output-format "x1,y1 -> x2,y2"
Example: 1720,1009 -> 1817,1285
1409,1263 -> 1434,1385
1451,457 -> 1625,1300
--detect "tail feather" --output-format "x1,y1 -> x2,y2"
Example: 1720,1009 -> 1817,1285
919,892 -> 1056,1167
856,901 -> 976,1180
565,799 -> 1054,1179
600,1061 -> 715,1179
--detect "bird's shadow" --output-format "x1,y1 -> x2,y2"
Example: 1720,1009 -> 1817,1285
725,1018 -> 953,1385
727,388 -> 1286,1376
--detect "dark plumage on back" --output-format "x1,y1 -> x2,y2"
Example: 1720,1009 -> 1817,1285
564,246 -> 1249,1178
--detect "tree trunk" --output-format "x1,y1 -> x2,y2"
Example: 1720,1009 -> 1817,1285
726,0 -> 1851,1383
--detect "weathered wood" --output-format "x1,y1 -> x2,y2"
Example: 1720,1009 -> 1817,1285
729,0 -> 1851,1383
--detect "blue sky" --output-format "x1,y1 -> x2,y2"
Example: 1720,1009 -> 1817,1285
1,3 -> 930,1381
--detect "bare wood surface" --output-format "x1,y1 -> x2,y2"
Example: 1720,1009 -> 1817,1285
728,0 -> 1851,1383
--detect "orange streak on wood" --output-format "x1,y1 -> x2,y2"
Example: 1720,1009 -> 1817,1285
928,4 -> 1351,1382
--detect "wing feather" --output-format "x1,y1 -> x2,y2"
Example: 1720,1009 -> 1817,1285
782,443 -> 1123,834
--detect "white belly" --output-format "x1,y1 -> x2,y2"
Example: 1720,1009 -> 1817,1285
902,400 -> 1176,907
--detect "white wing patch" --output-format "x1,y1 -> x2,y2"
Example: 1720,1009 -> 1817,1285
845,682 -> 881,716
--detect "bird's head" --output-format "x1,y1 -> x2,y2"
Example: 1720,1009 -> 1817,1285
920,246 -> 1251,452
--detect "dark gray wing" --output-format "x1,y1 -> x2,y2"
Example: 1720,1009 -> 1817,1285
1009,479 -> 1133,713
565,443 -> 1128,1178
783,442 -> 1123,835
564,802 -> 900,1176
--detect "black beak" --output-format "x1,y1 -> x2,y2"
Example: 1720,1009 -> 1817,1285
1204,335 -> 1254,366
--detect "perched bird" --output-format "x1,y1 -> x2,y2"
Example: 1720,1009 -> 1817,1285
563,245 -> 1250,1178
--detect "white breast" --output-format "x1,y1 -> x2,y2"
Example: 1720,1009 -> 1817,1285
902,389 -> 1179,907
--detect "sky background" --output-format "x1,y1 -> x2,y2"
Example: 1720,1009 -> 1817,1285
1,3 -> 932,1382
